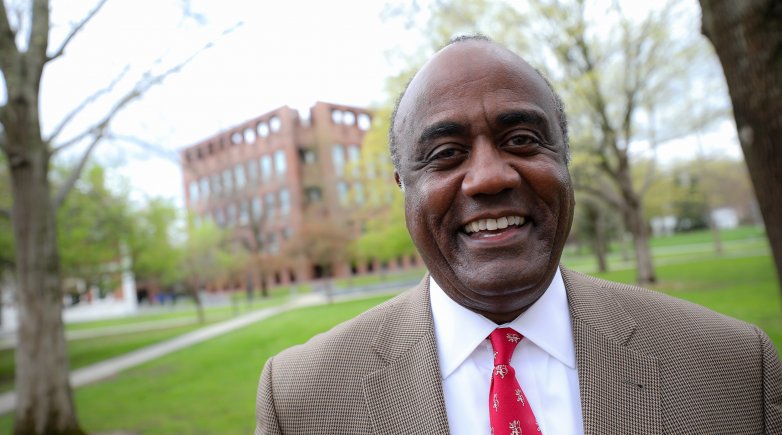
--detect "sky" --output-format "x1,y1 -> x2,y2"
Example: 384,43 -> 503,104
36,0 -> 742,207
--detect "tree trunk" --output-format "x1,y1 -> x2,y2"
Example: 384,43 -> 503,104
593,214 -> 608,273
700,0 -> 782,290
10,147 -> 83,434
628,207 -> 656,285
616,165 -> 657,285
190,280 -> 205,324
707,208 -> 724,255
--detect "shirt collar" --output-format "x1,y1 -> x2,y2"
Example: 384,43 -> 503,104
430,268 -> 576,379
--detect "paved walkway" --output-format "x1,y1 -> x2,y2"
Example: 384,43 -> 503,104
0,293 -> 327,416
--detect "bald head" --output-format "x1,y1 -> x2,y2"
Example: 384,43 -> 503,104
389,37 -> 569,173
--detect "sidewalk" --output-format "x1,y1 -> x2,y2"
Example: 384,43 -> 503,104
0,293 -> 327,416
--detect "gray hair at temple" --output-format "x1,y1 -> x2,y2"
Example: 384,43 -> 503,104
388,34 -> 571,174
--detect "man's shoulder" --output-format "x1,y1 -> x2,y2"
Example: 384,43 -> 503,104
270,284 -> 427,371
562,267 -> 764,351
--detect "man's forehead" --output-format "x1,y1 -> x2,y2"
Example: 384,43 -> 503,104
395,41 -> 554,138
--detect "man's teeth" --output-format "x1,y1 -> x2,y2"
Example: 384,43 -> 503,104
464,216 -> 525,234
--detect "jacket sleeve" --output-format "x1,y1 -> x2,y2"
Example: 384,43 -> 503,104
758,326 -> 782,433
255,356 -> 283,435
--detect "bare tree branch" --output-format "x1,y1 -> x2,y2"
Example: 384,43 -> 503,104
574,182 -> 623,210
0,1 -> 19,67
47,65 -> 130,147
47,0 -> 109,62
52,23 -> 242,209
108,133 -> 179,162
52,128 -> 103,209
28,0 -> 49,68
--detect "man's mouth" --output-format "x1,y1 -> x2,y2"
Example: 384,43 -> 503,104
463,216 -> 526,234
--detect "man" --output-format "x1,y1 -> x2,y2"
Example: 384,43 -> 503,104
255,36 -> 781,434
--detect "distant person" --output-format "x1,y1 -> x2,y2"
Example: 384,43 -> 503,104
255,36 -> 781,434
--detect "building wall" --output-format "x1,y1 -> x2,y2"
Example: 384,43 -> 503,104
180,102 -> 415,292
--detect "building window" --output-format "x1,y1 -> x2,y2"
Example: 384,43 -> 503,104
337,181 -> 349,205
279,189 -> 290,215
299,148 -> 316,164
226,204 -> 236,226
211,174 -> 221,196
251,196 -> 263,221
265,193 -> 275,220
188,181 -> 199,203
348,144 -> 360,176
239,201 -> 249,225
306,187 -> 322,203
331,109 -> 343,124
199,178 -> 210,199
269,116 -> 282,133
343,111 -> 356,126
246,161 -> 258,182
222,169 -> 233,193
244,127 -> 256,144
231,132 -> 243,145
354,182 -> 364,205
214,208 -> 225,227
332,144 -> 345,176
260,155 -> 273,182
274,150 -> 286,179
235,165 -> 246,189
257,122 -> 269,138
357,113 -> 371,131
267,233 -> 278,254
282,227 -> 293,240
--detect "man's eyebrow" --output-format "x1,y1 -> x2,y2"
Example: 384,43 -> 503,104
417,121 -> 468,145
495,110 -> 548,128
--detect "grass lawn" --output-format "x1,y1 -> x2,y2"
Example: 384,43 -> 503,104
0,295 -> 395,434
0,322 -> 215,394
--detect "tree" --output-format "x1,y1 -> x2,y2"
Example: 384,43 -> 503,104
0,1 -> 211,432
699,0 -> 782,290
128,198 -> 183,290
285,219 -> 353,302
56,164 -> 132,301
180,220 -> 243,323
351,105 -> 416,273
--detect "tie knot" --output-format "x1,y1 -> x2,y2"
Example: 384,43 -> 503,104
489,327 -> 522,365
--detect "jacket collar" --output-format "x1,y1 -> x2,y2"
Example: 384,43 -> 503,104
362,276 -> 450,434
562,267 -> 661,434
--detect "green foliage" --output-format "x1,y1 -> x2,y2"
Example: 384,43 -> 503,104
182,218 -> 247,286
127,198 -> 183,286
57,165 -> 134,295
350,104 -> 416,264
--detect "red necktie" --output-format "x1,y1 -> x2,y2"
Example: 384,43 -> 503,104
489,327 -> 540,435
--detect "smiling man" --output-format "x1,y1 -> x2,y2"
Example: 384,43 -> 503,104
255,37 -> 781,435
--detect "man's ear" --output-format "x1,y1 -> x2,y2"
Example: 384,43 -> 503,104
394,172 -> 405,192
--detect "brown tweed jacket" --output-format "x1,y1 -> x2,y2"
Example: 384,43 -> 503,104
255,267 -> 782,434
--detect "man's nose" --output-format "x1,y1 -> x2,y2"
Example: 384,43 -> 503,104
461,140 -> 520,196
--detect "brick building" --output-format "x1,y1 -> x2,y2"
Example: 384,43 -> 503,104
180,102 -> 418,291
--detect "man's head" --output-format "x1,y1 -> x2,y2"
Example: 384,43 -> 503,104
391,37 -> 575,323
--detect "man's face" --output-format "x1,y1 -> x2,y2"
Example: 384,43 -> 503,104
394,41 -> 574,323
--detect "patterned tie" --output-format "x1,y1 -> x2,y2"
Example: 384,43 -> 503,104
489,327 -> 540,435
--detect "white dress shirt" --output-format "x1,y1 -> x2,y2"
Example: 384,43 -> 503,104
430,269 -> 583,435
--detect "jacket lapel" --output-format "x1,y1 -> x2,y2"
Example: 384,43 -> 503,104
362,277 -> 450,434
562,267 -> 661,434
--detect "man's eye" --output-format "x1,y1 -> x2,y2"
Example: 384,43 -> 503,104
506,135 -> 540,147
427,146 -> 464,162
